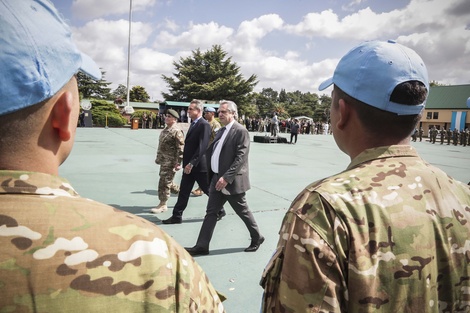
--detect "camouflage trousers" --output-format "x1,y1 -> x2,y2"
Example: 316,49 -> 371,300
158,166 -> 179,202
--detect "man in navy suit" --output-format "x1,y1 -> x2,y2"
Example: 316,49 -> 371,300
185,100 -> 264,255
162,100 -> 225,224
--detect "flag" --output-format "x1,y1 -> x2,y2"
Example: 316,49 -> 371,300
451,111 -> 467,131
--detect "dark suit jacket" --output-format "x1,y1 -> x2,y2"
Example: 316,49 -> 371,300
184,118 -> 211,172
206,121 -> 250,195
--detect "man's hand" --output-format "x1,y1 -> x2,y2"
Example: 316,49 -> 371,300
184,163 -> 193,174
215,177 -> 227,191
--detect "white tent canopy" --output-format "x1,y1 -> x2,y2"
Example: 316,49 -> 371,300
294,116 -> 313,122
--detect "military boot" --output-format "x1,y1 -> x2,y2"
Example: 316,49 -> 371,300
151,202 -> 168,213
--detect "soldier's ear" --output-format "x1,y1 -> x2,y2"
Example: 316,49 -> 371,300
336,98 -> 351,130
50,90 -> 75,142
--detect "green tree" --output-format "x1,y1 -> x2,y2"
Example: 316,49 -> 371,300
312,94 -> 332,122
129,86 -> 150,102
90,99 -> 127,127
279,89 -> 288,103
161,45 -> 258,110
430,81 -> 447,86
252,88 -> 279,117
112,84 -> 128,100
77,70 -> 112,100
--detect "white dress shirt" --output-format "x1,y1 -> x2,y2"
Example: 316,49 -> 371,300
211,120 -> 234,173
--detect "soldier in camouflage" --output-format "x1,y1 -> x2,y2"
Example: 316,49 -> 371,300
205,107 -> 222,144
0,1 -> 224,311
0,173 -> 225,312
446,127 -> 452,145
439,127 -> 445,144
430,126 -> 437,144
461,129 -> 467,147
151,109 -> 185,213
261,40 -> 470,312
453,128 -> 459,145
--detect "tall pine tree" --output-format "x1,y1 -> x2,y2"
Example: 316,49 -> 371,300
77,70 -> 111,100
161,45 -> 257,110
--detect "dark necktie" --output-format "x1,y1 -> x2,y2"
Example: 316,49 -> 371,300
213,126 -> 226,144
188,121 -> 196,132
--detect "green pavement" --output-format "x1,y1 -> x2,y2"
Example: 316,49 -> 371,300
60,127 -> 470,312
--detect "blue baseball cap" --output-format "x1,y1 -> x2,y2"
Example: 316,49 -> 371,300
319,40 -> 429,115
0,0 -> 101,116
205,107 -> 216,113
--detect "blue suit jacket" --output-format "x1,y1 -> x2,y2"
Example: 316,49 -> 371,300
184,118 -> 211,172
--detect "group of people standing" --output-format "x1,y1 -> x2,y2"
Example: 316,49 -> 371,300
242,115 -> 332,136
412,126 -> 470,146
153,99 -> 264,256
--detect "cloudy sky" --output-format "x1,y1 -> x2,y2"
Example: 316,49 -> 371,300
52,0 -> 470,101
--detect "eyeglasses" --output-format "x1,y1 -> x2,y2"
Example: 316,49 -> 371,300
188,107 -> 197,111
218,110 -> 231,114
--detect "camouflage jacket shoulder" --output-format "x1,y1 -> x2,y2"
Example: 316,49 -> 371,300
0,170 -> 224,312
208,119 -> 221,144
261,145 -> 470,313
156,124 -> 184,166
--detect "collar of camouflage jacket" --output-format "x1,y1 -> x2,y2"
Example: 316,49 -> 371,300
0,170 -> 79,197
347,145 -> 420,171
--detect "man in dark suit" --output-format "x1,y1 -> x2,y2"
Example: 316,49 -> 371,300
162,100 -> 225,224
185,100 -> 264,255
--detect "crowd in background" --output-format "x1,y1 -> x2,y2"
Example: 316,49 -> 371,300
239,116 -> 332,135
413,126 -> 470,146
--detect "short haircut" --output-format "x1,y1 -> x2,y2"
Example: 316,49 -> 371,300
190,99 -> 204,112
220,100 -> 238,119
334,81 -> 427,139
0,98 -> 49,150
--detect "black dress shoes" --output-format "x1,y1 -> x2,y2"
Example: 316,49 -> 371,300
244,236 -> 265,252
162,216 -> 182,224
185,246 -> 209,256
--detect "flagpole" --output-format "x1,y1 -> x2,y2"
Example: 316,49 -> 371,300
125,0 -> 134,114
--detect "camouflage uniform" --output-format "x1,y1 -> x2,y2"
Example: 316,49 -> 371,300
461,130 -> 467,147
0,171 -> 225,312
439,128 -> 445,144
156,124 -> 184,203
261,145 -> 470,312
453,129 -> 459,145
208,119 -> 221,144
411,128 -> 417,142
430,127 -> 437,144
446,128 -> 452,145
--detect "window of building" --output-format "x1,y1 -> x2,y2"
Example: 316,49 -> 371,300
433,112 -> 439,119
426,112 -> 432,119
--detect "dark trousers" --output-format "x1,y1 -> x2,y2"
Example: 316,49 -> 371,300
195,174 -> 261,249
290,133 -> 298,143
171,170 -> 209,219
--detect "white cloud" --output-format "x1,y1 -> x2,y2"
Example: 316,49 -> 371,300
72,0 -> 157,19
342,0 -> 367,12
155,21 -> 234,50
161,18 -> 179,32
282,0 -> 470,87
235,14 -> 284,46
68,0 -> 470,99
